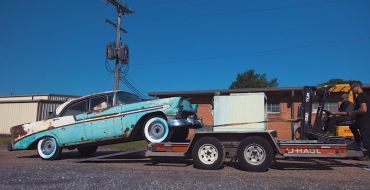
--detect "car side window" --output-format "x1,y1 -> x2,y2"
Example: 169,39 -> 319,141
63,100 -> 87,116
89,94 -> 113,111
115,91 -> 142,105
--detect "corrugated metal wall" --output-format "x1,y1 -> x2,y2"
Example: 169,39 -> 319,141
39,102 -> 63,121
0,102 -> 38,134
49,96 -> 76,101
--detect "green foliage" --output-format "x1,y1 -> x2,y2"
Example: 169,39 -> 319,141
102,140 -> 147,151
319,79 -> 352,85
229,69 -> 279,89
0,137 -> 11,145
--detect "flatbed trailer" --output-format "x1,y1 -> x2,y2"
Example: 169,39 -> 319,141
74,85 -> 368,172
74,129 -> 367,172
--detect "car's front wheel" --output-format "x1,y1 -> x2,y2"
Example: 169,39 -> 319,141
37,137 -> 62,160
143,116 -> 172,143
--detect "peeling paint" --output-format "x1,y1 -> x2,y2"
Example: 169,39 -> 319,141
124,128 -> 130,136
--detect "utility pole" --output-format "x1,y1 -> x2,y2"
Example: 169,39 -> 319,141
104,0 -> 134,91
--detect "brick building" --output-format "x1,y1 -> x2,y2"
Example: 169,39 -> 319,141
149,84 -> 370,140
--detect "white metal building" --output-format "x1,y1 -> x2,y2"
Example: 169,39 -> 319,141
0,93 -> 80,135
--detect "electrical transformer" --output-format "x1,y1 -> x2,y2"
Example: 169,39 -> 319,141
106,42 -> 117,60
118,44 -> 129,64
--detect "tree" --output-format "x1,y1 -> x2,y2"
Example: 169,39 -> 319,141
319,79 -> 352,85
229,69 -> 279,89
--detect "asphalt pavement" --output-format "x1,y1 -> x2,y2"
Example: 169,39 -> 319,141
0,146 -> 369,189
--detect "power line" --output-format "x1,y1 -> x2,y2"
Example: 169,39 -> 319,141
128,0 -> 354,22
80,60 -> 99,95
126,76 -> 148,94
139,0 -> 249,12
120,77 -> 149,99
130,36 -> 370,66
96,72 -> 112,93
130,0 -> 190,6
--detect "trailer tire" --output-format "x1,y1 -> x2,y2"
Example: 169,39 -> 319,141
37,137 -> 62,160
77,146 -> 98,156
192,137 -> 225,170
237,136 -> 273,172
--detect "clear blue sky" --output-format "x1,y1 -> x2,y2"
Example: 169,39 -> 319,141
0,0 -> 369,97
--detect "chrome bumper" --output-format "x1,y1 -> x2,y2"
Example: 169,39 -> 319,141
167,115 -> 204,127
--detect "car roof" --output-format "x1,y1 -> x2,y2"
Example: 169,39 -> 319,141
55,90 -> 136,115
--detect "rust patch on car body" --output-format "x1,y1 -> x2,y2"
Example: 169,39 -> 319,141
131,124 -> 134,129
81,137 -> 84,141
124,128 -> 130,136
11,124 -> 28,142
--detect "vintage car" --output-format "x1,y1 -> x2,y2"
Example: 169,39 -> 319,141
8,90 -> 203,160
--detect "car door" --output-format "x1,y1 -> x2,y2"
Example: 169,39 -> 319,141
84,94 -> 123,141
52,99 -> 88,146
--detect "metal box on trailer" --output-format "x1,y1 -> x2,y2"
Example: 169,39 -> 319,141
213,93 -> 267,132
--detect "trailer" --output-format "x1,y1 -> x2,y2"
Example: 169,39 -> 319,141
73,85 -> 368,172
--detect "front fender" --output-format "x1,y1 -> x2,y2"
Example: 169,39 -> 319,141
12,130 -> 60,150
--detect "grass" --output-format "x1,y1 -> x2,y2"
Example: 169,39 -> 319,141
102,140 -> 148,151
0,137 -> 11,145
0,136 -> 147,151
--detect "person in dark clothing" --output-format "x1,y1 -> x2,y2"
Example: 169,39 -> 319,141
323,93 -> 354,135
348,81 -> 370,153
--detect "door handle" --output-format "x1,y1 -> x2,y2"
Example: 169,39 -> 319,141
53,118 -> 59,121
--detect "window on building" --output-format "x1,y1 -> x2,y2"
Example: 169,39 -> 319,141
312,99 -> 338,112
267,101 -> 280,113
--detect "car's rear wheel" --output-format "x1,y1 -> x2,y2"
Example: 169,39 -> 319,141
143,116 -> 172,143
37,137 -> 62,160
77,146 -> 98,156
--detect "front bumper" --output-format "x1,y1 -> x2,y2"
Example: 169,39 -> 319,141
167,115 -> 204,128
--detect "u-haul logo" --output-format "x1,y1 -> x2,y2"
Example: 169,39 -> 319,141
286,148 -> 322,154
305,93 -> 310,103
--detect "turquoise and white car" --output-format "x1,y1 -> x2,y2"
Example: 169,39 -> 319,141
8,90 -> 203,160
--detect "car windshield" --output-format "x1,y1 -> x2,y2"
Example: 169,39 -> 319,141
116,91 -> 142,105
46,111 -> 56,119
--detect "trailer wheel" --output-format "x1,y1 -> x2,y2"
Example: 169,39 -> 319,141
193,137 -> 225,170
77,146 -> 98,156
143,116 -> 172,143
37,137 -> 62,160
237,136 -> 273,172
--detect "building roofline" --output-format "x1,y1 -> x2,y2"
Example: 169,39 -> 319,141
0,93 -> 81,98
0,100 -> 67,104
148,84 -> 370,97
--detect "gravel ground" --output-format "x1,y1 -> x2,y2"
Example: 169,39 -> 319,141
1,145 -> 369,189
